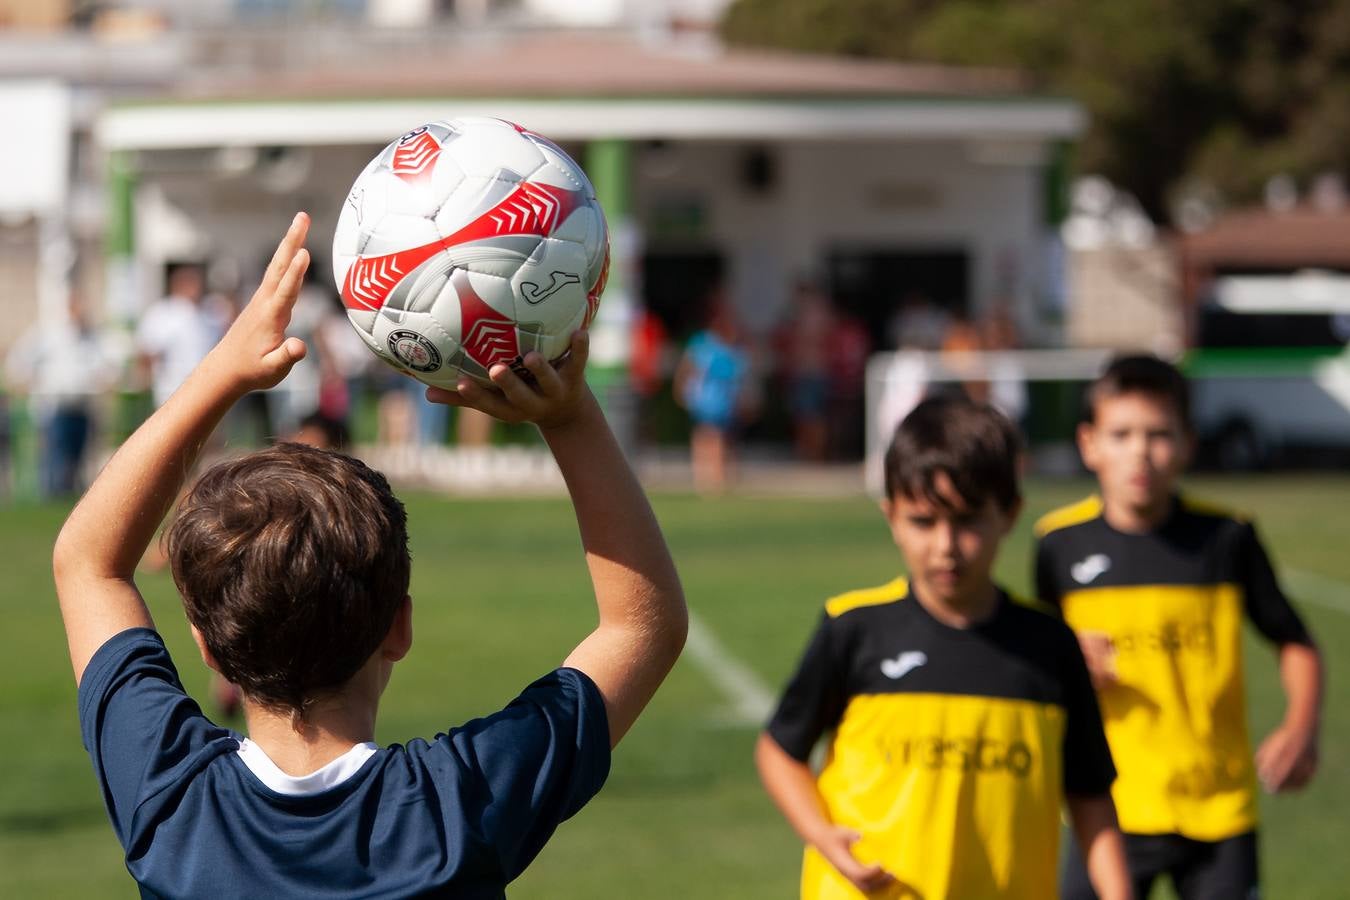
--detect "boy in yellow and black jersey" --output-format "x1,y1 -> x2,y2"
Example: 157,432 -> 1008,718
1037,355 -> 1323,900
758,396 -> 1132,900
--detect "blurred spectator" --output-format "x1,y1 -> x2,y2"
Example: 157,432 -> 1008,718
136,263 -> 220,409
980,303 -> 1028,425
375,368 -> 417,447
292,410 -> 351,453
676,288 -> 753,494
269,280 -> 329,437
937,305 -> 1028,424
941,311 -> 990,404
5,292 -> 120,497
630,305 -> 671,401
630,305 -> 674,447
315,293 -> 372,426
136,262 -> 221,570
887,290 -> 950,350
456,405 -> 494,448
207,262 -> 274,445
824,302 -> 870,460
777,280 -> 832,462
981,301 -> 1021,352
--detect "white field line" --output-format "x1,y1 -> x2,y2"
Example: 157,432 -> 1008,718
1284,569 -> 1350,616
684,610 -> 776,727
679,570 -> 1348,727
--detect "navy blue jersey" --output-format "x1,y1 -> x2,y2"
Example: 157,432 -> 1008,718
79,628 -> 610,899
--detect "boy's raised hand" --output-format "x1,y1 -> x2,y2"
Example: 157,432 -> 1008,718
55,213 -> 311,684
208,212 -> 311,394
426,330 -> 592,431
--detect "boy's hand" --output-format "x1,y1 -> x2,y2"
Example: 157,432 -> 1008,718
1078,631 -> 1119,690
426,330 -> 592,431
1255,722 -> 1318,792
207,212 -> 311,394
812,825 -> 896,894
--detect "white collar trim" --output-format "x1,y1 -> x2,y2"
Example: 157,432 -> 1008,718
236,738 -> 379,796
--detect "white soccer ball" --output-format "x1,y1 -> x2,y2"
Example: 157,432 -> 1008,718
332,117 -> 609,388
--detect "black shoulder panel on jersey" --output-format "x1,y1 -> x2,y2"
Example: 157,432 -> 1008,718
1037,497 -> 1249,594
832,592 -> 1084,709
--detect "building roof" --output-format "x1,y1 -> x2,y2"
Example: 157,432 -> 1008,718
98,31 -> 1082,150
1183,205 -> 1350,270
173,32 -> 1029,102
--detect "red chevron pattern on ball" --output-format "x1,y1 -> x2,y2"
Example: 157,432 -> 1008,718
332,117 -> 609,389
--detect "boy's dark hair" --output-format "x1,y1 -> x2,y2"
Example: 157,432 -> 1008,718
884,395 -> 1021,512
167,443 -> 410,713
1085,354 -> 1191,427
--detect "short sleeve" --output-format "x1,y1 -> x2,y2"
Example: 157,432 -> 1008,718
135,307 -> 167,355
1035,539 -> 1063,610
765,612 -> 849,762
1236,522 -> 1314,646
443,667 -> 611,882
1058,629 -> 1116,796
77,628 -> 231,844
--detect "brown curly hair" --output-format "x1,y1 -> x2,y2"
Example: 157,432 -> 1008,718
167,442 -> 410,714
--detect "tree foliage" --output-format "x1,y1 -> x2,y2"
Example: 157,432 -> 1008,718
720,0 -> 1350,223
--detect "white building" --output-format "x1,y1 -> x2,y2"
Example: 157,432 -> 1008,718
1,11 -> 1081,453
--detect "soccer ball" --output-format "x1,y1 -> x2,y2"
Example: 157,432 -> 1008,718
331,117 -> 609,388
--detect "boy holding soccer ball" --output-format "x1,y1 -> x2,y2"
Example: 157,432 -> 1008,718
1036,355 -> 1323,899
757,395 -> 1132,899
53,213 -> 687,897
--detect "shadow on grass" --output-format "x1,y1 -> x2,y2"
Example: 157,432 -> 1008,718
0,804 -> 105,835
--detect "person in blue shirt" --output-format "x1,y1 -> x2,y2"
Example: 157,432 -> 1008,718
52,213 -> 688,899
676,291 -> 753,494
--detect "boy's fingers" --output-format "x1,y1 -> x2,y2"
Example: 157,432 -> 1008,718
272,248 -> 310,310
425,386 -> 466,406
456,379 -> 519,421
261,337 -> 307,374
260,213 -> 310,294
522,352 -> 564,398
489,363 -> 541,411
858,866 -> 893,889
568,330 -> 590,372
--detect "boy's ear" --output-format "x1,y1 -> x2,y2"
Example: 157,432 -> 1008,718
189,625 -> 220,673
381,595 -> 413,662
1076,421 -> 1098,471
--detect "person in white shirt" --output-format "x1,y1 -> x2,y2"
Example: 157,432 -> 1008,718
137,264 -> 221,409
6,292 -> 120,496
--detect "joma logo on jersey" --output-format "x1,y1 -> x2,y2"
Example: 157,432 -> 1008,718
880,650 -> 927,680
1071,553 -> 1111,585
879,735 -> 1035,778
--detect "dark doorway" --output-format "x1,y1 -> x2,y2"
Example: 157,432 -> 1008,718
642,249 -> 726,340
827,248 -> 970,350
636,250 -> 728,446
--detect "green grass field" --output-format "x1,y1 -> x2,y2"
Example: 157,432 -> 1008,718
2,474 -> 1347,898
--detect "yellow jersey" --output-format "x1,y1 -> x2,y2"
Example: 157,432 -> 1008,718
766,577 -> 1115,900
1035,495 -> 1312,840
